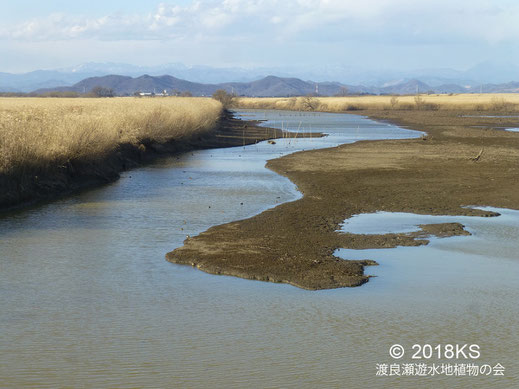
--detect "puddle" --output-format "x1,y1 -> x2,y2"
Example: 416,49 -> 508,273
338,211 -> 478,235
336,207 -> 519,270
461,115 -> 519,118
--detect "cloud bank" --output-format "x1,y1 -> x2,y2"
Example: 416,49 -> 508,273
1,0 -> 518,72
2,0 -> 518,44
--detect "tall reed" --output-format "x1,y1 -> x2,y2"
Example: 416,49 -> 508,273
235,94 -> 519,112
0,97 -> 222,174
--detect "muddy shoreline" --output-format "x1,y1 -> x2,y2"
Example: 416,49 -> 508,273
0,110 -> 300,213
167,109 -> 519,290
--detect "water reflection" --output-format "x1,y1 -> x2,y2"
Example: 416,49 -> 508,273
1,110 -> 517,388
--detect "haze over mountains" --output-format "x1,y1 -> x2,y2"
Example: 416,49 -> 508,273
32,74 -> 519,97
2,61 -> 519,96
34,75 -> 351,97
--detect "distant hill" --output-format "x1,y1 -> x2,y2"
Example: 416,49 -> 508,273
378,79 -> 430,95
6,60 -> 519,93
34,74 -> 216,96
0,70 -> 95,93
433,84 -> 469,94
220,76 -> 350,96
34,75 -> 353,97
480,82 -> 519,93
31,74 -> 519,97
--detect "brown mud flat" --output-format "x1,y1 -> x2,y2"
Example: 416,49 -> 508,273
167,109 -> 519,290
0,110 -> 313,213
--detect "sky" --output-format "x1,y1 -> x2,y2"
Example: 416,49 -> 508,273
1,0 -> 518,73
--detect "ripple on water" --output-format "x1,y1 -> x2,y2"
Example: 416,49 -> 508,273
1,111 -> 518,388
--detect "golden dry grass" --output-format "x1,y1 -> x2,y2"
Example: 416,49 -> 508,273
0,97 -> 222,174
235,94 -> 519,112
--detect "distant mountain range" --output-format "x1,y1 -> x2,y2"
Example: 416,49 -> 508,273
3,60 -> 519,94
33,74 -> 341,96
31,74 -> 519,97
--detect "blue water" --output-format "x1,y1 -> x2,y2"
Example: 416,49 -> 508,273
1,110 -> 516,388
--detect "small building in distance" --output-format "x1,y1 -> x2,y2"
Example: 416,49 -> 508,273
137,90 -> 169,97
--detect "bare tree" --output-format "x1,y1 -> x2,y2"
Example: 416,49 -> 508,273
90,86 -> 114,97
212,89 -> 235,108
336,86 -> 349,97
301,94 -> 320,111
390,96 -> 399,109
414,95 -> 424,110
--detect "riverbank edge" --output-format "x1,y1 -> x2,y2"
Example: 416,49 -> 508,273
166,108 -> 519,290
0,110 -> 284,213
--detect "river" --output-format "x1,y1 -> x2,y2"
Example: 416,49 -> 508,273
1,110 -> 517,388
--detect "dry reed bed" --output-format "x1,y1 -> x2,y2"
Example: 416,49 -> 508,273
235,94 -> 519,112
0,97 -> 222,174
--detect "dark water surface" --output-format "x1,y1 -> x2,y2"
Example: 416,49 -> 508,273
1,110 -> 517,388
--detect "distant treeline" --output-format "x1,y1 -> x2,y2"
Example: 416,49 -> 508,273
0,86 -> 118,98
0,91 -> 82,98
0,89 -> 109,98
0,86 -> 196,98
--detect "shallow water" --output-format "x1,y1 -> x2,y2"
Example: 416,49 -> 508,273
340,209 -> 493,235
470,126 -> 519,132
461,114 -> 519,118
335,207 -> 519,386
1,110 -> 517,388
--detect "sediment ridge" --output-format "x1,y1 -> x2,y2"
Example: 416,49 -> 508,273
166,109 -> 519,290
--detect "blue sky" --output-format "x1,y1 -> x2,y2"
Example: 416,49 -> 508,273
1,0 -> 518,74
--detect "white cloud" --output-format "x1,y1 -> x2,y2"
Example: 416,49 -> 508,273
1,0 -> 519,45
2,0 -> 519,73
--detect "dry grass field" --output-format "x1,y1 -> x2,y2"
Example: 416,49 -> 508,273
235,94 -> 519,112
0,97 -> 222,174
